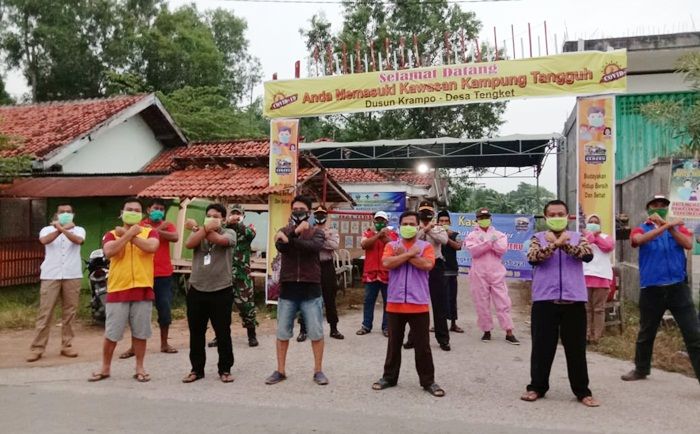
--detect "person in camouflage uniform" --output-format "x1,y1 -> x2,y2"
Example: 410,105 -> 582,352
209,204 -> 259,347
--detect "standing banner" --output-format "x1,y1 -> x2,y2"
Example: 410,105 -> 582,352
669,159 -> 700,306
264,50 -> 627,118
266,119 -> 299,303
269,119 -> 299,186
451,213 -> 535,280
576,96 -> 616,237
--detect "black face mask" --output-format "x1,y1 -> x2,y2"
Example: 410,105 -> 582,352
419,211 -> 434,222
314,214 -> 327,225
291,211 -> 309,224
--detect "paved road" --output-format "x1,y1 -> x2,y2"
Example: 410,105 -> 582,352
1,278 -> 699,433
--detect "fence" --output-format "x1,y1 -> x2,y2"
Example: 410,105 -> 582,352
0,237 -> 43,287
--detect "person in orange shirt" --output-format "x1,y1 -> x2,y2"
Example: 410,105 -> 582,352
372,211 -> 445,397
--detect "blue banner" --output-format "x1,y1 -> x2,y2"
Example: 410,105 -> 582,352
449,213 -> 535,280
351,192 -> 406,213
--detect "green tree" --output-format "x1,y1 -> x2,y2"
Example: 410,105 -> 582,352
505,182 -> 556,215
158,87 -> 266,141
641,52 -> 700,155
0,75 -> 12,104
299,1 -> 505,142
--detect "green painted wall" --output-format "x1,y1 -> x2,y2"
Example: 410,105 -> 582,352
616,91 -> 696,180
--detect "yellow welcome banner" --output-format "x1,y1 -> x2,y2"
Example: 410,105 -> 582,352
264,50 -> 627,118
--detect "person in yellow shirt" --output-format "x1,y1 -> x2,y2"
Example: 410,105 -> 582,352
88,197 -> 159,383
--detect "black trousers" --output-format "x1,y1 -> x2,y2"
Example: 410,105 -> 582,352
187,286 -> 234,376
407,260 -> 449,345
635,283 -> 700,380
527,301 -> 592,399
445,274 -> 459,321
383,312 -> 435,388
320,260 -> 339,326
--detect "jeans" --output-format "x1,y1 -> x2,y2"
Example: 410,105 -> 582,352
527,301 -> 592,400
635,282 -> 700,381
187,286 -> 234,376
277,296 -> 324,341
362,281 -> 388,332
154,276 -> 174,327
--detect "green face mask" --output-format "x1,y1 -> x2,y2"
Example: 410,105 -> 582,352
442,224 -> 451,231
400,225 -> 418,239
546,217 -> 568,232
121,210 -> 142,225
204,217 -> 220,227
478,219 -> 491,229
648,208 -> 668,220
374,222 -> 386,231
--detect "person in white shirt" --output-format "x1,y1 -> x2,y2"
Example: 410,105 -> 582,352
27,203 -> 86,362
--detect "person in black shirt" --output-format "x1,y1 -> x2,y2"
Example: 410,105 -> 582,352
437,210 -> 464,333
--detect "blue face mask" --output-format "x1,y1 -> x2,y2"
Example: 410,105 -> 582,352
149,210 -> 165,222
586,223 -> 601,233
57,213 -> 74,225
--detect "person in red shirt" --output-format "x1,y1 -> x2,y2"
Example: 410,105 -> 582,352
120,198 -> 179,359
357,211 -> 398,337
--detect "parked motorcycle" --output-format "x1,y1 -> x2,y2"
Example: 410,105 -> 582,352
86,249 -> 109,323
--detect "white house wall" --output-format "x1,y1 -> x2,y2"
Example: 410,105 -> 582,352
59,115 -> 164,174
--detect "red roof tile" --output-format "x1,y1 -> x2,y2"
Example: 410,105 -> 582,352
0,94 -> 148,159
139,166 -> 318,201
0,175 -> 163,198
144,139 -> 269,172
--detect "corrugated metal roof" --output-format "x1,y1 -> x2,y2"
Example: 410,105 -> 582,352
0,175 -> 164,198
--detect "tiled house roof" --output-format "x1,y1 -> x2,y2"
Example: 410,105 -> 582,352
0,94 -> 148,158
327,168 -> 434,186
144,139 -> 269,172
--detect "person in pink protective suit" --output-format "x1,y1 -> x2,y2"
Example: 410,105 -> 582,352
582,214 -> 614,344
463,208 -> 520,345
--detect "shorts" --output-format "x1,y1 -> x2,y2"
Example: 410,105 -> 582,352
105,300 -> 153,342
276,296 -> 324,341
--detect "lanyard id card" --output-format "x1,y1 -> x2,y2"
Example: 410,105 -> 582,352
203,253 -> 211,266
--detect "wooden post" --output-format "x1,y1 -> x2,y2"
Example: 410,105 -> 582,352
528,23 -> 533,57
294,60 -> 300,78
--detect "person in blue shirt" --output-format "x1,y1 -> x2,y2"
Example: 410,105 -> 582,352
621,195 -> 700,384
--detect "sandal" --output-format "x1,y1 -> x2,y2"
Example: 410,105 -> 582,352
182,372 -> 204,383
161,346 -> 178,354
580,396 -> 600,407
356,327 -> 370,336
424,383 -> 445,397
133,372 -> 151,383
220,373 -> 235,383
450,324 -> 465,333
372,378 -> 396,390
88,372 -> 110,382
520,391 -> 541,402
119,350 -> 135,359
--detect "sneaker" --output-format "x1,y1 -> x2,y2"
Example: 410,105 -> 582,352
296,331 -> 307,342
505,335 -> 520,345
265,371 -> 287,385
439,343 -> 451,351
481,331 -> 491,342
313,371 -> 329,385
621,370 -> 647,381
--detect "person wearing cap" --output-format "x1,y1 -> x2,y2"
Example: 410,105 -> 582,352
301,206 -> 344,339
582,213 -> 614,344
437,210 -> 464,333
358,211 -> 398,337
209,204 -> 259,348
410,201 -> 450,351
621,195 -> 700,383
463,208 -> 519,345
521,199 -> 599,407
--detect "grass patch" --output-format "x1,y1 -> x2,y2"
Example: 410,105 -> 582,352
0,284 -> 95,329
592,300 -> 695,378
